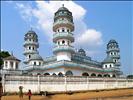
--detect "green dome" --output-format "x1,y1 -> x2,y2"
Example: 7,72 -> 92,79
102,56 -> 114,63
30,54 -> 43,61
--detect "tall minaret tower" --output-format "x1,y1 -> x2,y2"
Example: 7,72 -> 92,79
23,29 -> 39,64
106,39 -> 121,70
53,5 -> 75,61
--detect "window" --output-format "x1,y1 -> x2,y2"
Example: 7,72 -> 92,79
39,62 -> 41,65
16,63 -> 18,69
29,55 -> 31,58
29,46 -> 31,50
67,29 -> 69,32
65,71 -> 73,76
62,40 -> 65,44
105,65 -> 107,68
5,61 -> 8,67
110,64 -> 112,67
34,62 -> 36,65
10,62 -> 13,68
62,28 -> 65,32
33,47 -> 34,50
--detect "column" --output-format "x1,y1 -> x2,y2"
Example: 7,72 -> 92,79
13,62 -> 16,70
7,61 -> 10,69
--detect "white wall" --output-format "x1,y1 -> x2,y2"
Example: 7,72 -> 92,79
2,75 -> 133,93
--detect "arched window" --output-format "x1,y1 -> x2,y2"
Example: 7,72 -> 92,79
91,73 -> 96,77
62,28 -> 65,32
97,74 -> 102,77
65,70 -> 73,76
58,72 -> 63,77
37,73 -> 41,75
29,55 -> 31,59
44,73 -> 50,76
110,64 -> 112,67
104,74 -> 110,77
112,74 -> 116,78
34,62 -> 36,65
82,72 -> 89,76
62,40 -> 65,44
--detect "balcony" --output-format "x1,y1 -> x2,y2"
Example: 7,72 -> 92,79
53,32 -> 74,42
53,20 -> 74,32
53,45 -> 75,54
23,41 -> 39,47
106,48 -> 120,53
23,50 -> 38,55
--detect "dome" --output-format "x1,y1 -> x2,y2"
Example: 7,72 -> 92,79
102,56 -> 114,63
58,4 -> 69,11
30,54 -> 43,61
25,30 -> 37,37
78,48 -> 85,53
78,48 -> 86,56
108,39 -> 117,44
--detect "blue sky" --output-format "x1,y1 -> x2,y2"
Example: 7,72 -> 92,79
1,1 -> 132,75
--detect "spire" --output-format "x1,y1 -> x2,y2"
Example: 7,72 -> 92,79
62,4 -> 64,7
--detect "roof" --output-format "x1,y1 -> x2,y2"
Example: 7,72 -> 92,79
3,55 -> 21,62
102,56 -> 114,64
29,53 -> 43,61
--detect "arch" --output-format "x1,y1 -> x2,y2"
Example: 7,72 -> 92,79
82,72 -> 89,76
44,73 -> 50,76
52,73 -> 57,76
97,74 -> 102,77
65,70 -> 73,76
91,73 -> 96,77
37,73 -> 41,75
58,72 -> 63,77
104,74 -> 110,77
112,74 -> 116,78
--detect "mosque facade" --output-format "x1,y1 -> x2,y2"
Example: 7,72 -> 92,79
2,5 -> 122,77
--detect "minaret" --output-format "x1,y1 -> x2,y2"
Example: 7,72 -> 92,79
53,5 -> 75,61
106,39 -> 121,70
23,29 -> 39,64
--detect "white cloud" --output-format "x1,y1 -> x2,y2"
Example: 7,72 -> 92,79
76,29 -> 103,47
14,1 -> 103,56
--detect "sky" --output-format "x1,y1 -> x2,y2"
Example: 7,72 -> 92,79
1,1 -> 133,75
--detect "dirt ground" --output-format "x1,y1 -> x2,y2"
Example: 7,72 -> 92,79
2,88 -> 133,100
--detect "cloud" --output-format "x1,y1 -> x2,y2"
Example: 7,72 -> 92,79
14,1 -> 103,56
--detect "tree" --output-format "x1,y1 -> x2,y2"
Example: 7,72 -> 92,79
0,51 -> 10,69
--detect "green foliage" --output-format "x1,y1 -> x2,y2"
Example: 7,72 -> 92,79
127,75 -> 133,79
0,51 -> 10,69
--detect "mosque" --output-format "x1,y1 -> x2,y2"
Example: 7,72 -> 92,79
2,5 -> 123,77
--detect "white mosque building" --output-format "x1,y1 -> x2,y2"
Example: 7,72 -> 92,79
2,5 -> 122,78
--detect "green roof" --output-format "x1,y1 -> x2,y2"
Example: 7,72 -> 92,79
102,56 -> 114,63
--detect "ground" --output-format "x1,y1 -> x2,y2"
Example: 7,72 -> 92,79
2,88 -> 133,100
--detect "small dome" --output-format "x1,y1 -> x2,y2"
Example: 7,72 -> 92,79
30,54 -> 43,61
25,30 -> 37,37
78,48 -> 85,53
78,48 -> 86,56
108,39 -> 117,44
3,55 -> 20,62
58,4 -> 69,11
102,56 -> 113,63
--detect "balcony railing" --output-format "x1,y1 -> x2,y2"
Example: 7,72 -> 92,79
23,41 -> 39,47
53,20 -> 74,31
53,45 -> 75,54
23,50 -> 38,55
53,32 -> 74,42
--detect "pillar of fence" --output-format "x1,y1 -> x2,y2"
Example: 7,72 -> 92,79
2,74 -> 5,93
38,75 -> 40,93
65,76 -> 67,92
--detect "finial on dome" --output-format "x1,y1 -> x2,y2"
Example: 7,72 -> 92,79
30,27 -> 33,31
62,4 -> 64,7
